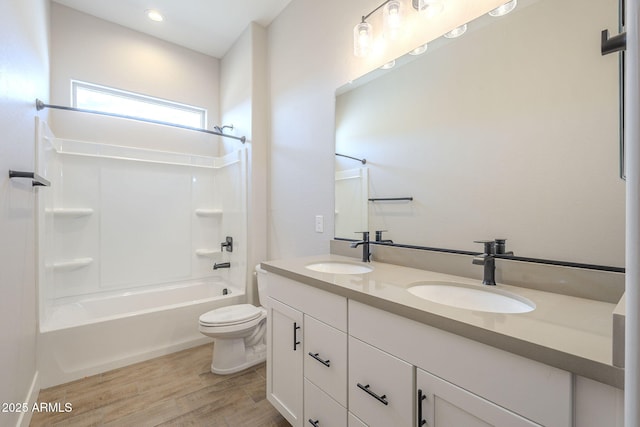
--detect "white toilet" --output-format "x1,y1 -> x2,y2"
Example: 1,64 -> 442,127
198,265 -> 268,375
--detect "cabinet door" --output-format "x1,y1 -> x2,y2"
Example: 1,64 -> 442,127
304,315 -> 347,406
348,337 -> 413,427
267,297 -> 304,427
348,412 -> 368,427
417,368 -> 541,427
304,379 -> 347,427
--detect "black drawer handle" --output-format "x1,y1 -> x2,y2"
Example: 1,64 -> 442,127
308,419 -> 320,427
418,388 -> 427,426
357,383 -> 388,406
293,322 -> 301,351
308,352 -> 331,367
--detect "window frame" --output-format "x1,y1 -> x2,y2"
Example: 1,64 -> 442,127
70,80 -> 207,129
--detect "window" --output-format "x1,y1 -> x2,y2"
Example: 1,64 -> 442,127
71,80 -> 207,129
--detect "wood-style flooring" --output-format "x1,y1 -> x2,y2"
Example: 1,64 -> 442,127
30,344 -> 289,427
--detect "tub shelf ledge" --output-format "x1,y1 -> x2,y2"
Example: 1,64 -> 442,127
50,257 -> 94,271
195,249 -> 222,258
195,209 -> 223,217
46,208 -> 94,218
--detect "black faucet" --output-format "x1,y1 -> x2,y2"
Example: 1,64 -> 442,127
213,262 -> 231,270
375,230 -> 394,244
472,240 -> 496,286
350,231 -> 371,262
495,238 -> 514,255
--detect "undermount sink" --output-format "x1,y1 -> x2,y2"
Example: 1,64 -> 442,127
305,262 -> 373,274
407,281 -> 535,314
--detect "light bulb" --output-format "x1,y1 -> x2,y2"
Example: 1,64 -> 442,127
489,0 -> 517,17
444,23 -> 467,38
414,0 -> 445,17
354,21 -> 373,57
384,0 -> 402,40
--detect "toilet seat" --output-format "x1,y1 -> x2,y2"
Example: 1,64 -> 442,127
199,304 -> 263,327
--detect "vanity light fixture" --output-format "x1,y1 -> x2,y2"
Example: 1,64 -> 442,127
354,21 -> 374,57
409,43 -> 428,55
384,0 -> 403,40
145,9 -> 164,22
413,0 -> 445,17
354,0 -> 391,57
488,0 -> 517,17
444,23 -> 467,38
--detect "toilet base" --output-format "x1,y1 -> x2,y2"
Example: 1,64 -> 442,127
211,342 -> 266,375
208,317 -> 267,375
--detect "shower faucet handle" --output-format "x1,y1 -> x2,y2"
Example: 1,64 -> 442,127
221,236 -> 233,253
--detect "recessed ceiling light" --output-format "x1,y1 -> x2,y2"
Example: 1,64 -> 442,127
146,9 -> 164,22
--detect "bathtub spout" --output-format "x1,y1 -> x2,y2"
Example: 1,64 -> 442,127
213,262 -> 231,270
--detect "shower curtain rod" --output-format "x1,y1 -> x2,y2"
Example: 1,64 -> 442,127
35,99 -> 246,144
335,153 -> 367,164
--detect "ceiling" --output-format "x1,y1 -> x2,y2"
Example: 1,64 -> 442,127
52,0 -> 293,58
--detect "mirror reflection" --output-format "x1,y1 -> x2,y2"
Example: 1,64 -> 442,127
335,0 -> 624,266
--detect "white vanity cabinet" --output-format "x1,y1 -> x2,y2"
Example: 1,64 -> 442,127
348,336 -> 413,427
265,271 -> 621,427
304,315 -> 348,406
305,379 -> 347,427
267,297 -> 304,426
349,300 -> 572,427
266,273 -> 348,427
417,368 -> 541,426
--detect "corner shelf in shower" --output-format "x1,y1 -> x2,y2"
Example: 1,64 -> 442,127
195,249 -> 222,258
46,208 -> 94,218
195,209 -> 223,217
50,257 -> 94,271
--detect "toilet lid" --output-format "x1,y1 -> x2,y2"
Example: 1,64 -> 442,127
199,304 -> 263,326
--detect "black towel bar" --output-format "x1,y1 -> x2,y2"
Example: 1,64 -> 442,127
9,170 -> 50,187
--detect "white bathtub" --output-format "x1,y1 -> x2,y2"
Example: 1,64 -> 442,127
38,279 -> 245,387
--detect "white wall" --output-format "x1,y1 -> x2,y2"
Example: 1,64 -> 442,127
221,22 -> 269,303
49,3 -> 221,156
267,0 -> 373,259
0,0 -> 50,425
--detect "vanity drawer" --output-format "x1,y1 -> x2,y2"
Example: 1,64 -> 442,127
304,314 -> 347,406
349,300 -> 572,427
348,336 -> 413,427
267,273 -> 347,331
304,378 -> 347,427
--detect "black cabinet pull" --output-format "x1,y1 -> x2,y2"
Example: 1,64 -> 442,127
308,352 -> 330,367
418,388 -> 427,426
293,322 -> 301,351
308,419 -> 320,427
357,383 -> 388,406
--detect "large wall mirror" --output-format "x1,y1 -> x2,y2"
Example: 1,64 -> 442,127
335,0 -> 625,267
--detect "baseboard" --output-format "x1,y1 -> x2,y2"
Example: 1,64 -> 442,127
16,370 -> 40,427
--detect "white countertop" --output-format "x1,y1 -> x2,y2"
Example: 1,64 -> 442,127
262,253 -> 623,388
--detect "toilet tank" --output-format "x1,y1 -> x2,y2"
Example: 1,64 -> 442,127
255,264 -> 268,307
